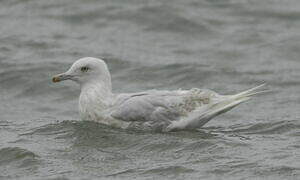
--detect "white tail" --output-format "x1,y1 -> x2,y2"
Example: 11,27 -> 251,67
166,84 -> 268,131
231,83 -> 268,99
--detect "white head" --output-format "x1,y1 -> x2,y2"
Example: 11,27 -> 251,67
52,57 -> 112,90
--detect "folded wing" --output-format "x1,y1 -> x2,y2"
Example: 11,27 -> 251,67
110,89 -> 218,131
110,85 -> 266,131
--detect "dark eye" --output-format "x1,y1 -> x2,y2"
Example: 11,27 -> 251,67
81,66 -> 89,72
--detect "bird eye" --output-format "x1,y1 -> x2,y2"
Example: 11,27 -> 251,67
81,66 -> 89,72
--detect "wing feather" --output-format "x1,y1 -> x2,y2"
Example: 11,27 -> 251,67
111,93 -> 180,123
110,89 -> 216,124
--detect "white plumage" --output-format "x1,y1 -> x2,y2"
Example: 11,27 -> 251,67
52,57 -> 266,132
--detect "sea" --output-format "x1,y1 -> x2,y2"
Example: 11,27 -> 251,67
0,0 -> 299,179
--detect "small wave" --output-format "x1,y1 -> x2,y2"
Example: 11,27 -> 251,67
0,147 -> 38,167
21,120 -> 78,137
222,120 -> 300,135
254,165 -> 300,178
106,166 -> 195,178
0,147 -> 40,179
114,62 -> 214,90
21,121 -> 137,148
142,165 -> 195,176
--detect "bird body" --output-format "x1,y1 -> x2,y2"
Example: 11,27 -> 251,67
53,57 -> 266,132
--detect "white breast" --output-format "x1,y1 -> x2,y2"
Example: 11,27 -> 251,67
79,85 -> 108,120
78,85 -> 130,129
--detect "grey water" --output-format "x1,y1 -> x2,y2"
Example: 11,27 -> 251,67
0,0 -> 300,179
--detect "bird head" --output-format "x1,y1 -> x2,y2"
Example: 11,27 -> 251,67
52,57 -> 111,87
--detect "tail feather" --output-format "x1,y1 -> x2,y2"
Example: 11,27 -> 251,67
232,83 -> 266,99
166,84 -> 267,131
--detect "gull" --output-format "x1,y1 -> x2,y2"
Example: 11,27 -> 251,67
52,57 -> 266,132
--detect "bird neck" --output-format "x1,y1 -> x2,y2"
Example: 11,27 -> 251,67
80,80 -> 113,104
79,80 -> 114,120
81,78 -> 112,95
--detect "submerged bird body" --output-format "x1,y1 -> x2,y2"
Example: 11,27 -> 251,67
53,57 -> 266,132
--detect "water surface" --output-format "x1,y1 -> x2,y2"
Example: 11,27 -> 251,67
0,0 -> 299,179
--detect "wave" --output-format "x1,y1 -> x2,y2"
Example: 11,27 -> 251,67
0,147 -> 39,167
220,120 -> 300,135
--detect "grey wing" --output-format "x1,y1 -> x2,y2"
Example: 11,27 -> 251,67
110,91 -> 183,130
110,89 -> 224,131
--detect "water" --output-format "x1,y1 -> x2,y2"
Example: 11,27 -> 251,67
0,0 -> 300,179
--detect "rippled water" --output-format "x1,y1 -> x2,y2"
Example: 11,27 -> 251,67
0,0 -> 300,179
